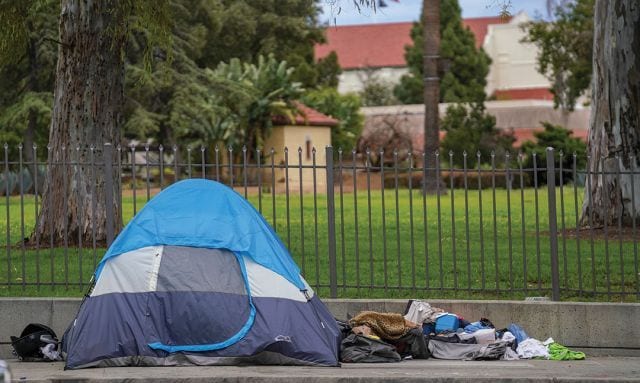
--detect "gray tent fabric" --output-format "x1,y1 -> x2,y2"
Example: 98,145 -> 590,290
428,339 -> 510,360
463,341 -> 510,360
428,340 -> 487,360
156,247 -> 246,294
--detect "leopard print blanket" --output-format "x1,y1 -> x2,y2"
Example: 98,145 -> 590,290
349,311 -> 413,340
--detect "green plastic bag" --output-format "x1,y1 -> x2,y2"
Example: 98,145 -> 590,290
548,342 -> 586,361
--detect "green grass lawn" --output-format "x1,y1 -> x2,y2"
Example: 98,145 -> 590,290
1,185 -> 638,301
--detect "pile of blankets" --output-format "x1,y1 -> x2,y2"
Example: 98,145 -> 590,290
339,299 -> 586,363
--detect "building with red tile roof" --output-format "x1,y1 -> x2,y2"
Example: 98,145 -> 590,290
315,22 -> 413,70
315,17 -> 510,70
314,12 -> 551,101
272,102 -> 339,127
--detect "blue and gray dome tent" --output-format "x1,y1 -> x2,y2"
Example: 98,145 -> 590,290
63,179 -> 340,369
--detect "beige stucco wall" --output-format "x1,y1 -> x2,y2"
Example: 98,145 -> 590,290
360,100 -> 590,152
483,12 -> 550,96
263,125 -> 332,192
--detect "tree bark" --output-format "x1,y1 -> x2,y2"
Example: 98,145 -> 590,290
423,0 -> 442,193
580,0 -> 640,227
31,0 -> 125,246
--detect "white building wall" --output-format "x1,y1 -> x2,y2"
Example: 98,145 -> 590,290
483,12 -> 550,95
337,67 -> 409,94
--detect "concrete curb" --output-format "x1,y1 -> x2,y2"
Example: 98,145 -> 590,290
1,298 -> 639,359
6,358 -> 640,383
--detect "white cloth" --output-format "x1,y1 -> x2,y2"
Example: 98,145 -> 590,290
516,338 -> 549,359
457,331 -> 476,341
404,300 -> 444,324
40,344 -> 62,361
501,331 -> 516,343
473,328 -> 496,344
501,347 -> 520,360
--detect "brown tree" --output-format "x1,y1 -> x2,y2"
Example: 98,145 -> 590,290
422,0 -> 441,192
32,1 -> 127,245
28,1 -> 170,246
580,0 -> 639,227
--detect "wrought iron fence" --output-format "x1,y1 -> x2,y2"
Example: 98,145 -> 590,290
1,143 -> 638,301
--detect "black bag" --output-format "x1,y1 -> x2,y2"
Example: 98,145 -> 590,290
335,319 -> 352,341
391,328 -> 430,359
340,334 -> 401,363
10,323 -> 59,361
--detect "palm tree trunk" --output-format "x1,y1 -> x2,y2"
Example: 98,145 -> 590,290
423,0 -> 442,193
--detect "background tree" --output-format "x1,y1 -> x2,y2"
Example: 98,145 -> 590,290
359,77 -> 397,107
520,122 -> 586,185
525,0 -> 594,110
441,103 -> 514,169
210,55 -> 304,156
422,0 -> 441,193
356,113 -> 413,168
1,0 -> 173,245
398,0 -> 492,192
196,0 -> 324,88
394,0 -> 491,104
123,0 -> 224,149
315,51 -> 342,89
0,0 -> 58,165
301,87 -> 364,151
580,0 -> 639,227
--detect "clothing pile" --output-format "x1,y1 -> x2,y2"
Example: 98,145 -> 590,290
338,299 -> 586,363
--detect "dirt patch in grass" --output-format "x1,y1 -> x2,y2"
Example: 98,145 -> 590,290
557,226 -> 639,242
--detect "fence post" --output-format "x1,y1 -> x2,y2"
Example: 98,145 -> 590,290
325,146 -> 338,298
104,143 -> 115,247
546,147 -> 561,301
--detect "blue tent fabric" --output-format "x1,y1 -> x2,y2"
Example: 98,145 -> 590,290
147,252 -> 257,353
96,179 -> 304,289
63,180 -> 340,368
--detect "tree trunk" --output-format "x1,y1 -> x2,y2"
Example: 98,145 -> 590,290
31,0 -> 125,246
24,23 -> 39,178
580,0 -> 640,227
423,0 -> 442,193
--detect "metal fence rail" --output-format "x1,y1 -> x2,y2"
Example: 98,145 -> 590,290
1,143 -> 638,301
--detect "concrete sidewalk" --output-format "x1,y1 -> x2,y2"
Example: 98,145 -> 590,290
6,357 -> 640,383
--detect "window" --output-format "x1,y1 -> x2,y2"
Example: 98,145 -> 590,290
305,137 -> 312,160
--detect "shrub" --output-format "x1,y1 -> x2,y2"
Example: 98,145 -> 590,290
520,122 -> 587,185
441,103 -> 515,169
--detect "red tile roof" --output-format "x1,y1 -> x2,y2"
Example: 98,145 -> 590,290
493,88 -> 554,101
315,22 -> 413,69
315,16 -> 511,70
272,102 -> 339,127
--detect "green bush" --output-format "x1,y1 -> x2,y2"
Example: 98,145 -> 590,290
520,122 -> 587,185
441,103 -> 515,169
301,87 -> 364,152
